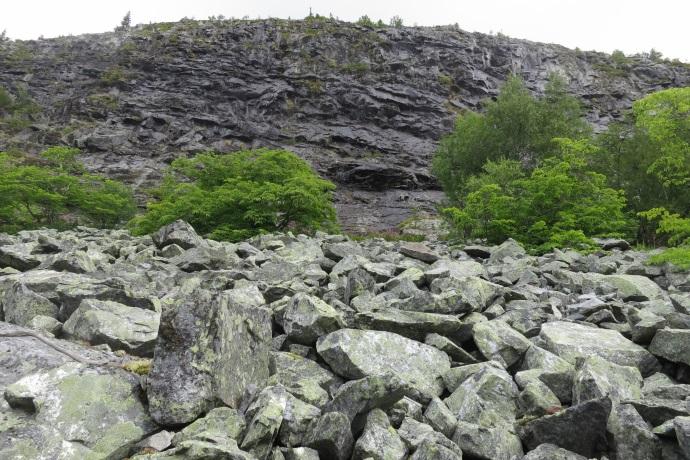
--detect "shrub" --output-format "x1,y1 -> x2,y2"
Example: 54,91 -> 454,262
647,247 -> 690,271
0,147 -> 136,233
129,149 -> 338,241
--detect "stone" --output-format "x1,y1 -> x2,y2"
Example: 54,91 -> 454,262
268,351 -> 342,398
409,439 -> 462,460
323,241 -> 364,262
451,420 -> 523,460
26,314 -> 62,335
626,398 -> 690,426
0,244 -> 41,271
281,293 -> 344,345
4,362 -> 157,459
444,365 -> 518,428
521,443 -> 587,460
517,397 -> 612,457
171,407 -> 246,446
387,396 -> 424,427
317,328 -> 450,400
517,380 -> 562,417
323,374 -> 409,427
572,355 -> 643,404
594,237 -> 631,251
344,267 -> 376,304
607,403 -> 661,460
147,285 -> 271,425
463,245 -> 492,259
424,333 -> 478,364
241,386 -> 287,459
352,409 -> 407,460
354,309 -> 463,341
136,431 -> 175,453
585,273 -> 665,301
649,328 -> 690,366
400,242 -> 439,263
152,220 -> 204,249
305,412 -> 353,460
488,239 -> 526,263
539,321 -> 660,375
423,397 -> 457,438
62,298 -> 160,356
2,282 -> 58,326
398,417 -> 463,457
472,319 -> 532,367
674,416 -> 690,459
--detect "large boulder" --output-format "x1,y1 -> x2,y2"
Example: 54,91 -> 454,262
147,284 -> 272,425
538,321 -> 660,375
472,319 -> 532,367
352,409 -> 407,460
62,298 -> 160,356
451,420 -> 523,460
281,293 -> 344,345
152,220 -> 204,249
354,308 -> 463,341
1,282 -> 58,326
648,328 -> 690,366
316,329 -> 450,401
572,355 -> 643,404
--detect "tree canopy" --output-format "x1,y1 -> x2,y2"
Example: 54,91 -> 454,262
129,149 -> 339,241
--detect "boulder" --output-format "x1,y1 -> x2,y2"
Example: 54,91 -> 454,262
62,298 -> 160,356
317,328 -> 450,400
171,407 -> 246,446
522,444 -> 587,460
572,355 -> 643,404
539,321 -> 660,375
451,420 -> 523,460
354,308 -> 463,341
305,412 -> 353,460
147,285 -> 271,425
399,242 -> 439,263
607,403 -> 661,460
649,328 -> 690,366
472,319 -> 532,367
281,293 -> 344,345
2,282 -> 58,326
517,397 -> 612,457
352,409 -> 407,460
151,220 -> 204,249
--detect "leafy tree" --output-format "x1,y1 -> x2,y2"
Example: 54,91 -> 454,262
432,74 -> 590,199
116,11 -> 132,32
596,87 -> 690,216
129,149 -> 339,241
0,147 -> 136,233
441,140 -> 632,253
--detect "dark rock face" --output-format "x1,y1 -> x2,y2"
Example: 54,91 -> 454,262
1,18 -> 688,231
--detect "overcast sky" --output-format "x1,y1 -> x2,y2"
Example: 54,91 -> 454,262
2,0 -> 688,61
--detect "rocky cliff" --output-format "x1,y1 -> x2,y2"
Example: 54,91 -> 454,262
1,222 -> 690,458
1,17 -> 689,231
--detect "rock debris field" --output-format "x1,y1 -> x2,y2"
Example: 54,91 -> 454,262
1,220 -> 689,459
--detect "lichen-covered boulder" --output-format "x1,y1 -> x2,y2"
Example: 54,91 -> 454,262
354,308 -> 463,341
1,282 -> 58,326
281,293 -> 344,345
649,328 -> 690,366
62,298 -> 160,356
472,319 -> 532,367
316,329 -> 450,401
171,407 -> 246,446
451,420 -> 523,460
352,409 -> 407,460
538,321 -> 660,375
572,355 -> 643,404
151,219 -> 204,249
4,362 -> 157,459
607,403 -> 661,460
305,411 -> 353,460
148,284 -> 272,425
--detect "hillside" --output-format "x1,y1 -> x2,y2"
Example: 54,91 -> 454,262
1,17 -> 689,231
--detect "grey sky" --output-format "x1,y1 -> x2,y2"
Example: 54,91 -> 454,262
3,0 -> 688,62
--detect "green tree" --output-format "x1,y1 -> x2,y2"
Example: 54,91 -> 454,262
0,148 -> 136,233
129,149 -> 339,241
441,140 -> 632,253
432,74 -> 590,198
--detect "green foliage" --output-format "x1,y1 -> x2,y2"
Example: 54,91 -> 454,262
647,247 -> 690,270
389,16 -> 404,28
638,208 -> 690,247
441,143 -> 632,253
432,74 -> 590,200
129,149 -> 338,241
100,66 -> 127,87
595,87 -> 690,216
611,49 -> 631,66
0,84 -> 41,133
342,62 -> 369,75
0,148 -> 136,233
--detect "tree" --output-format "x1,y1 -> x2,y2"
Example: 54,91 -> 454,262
441,139 -> 632,253
596,87 -> 690,216
432,74 -> 590,198
0,147 -> 136,233
129,149 -> 339,241
116,11 -> 131,32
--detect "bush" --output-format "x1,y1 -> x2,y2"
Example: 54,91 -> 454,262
0,147 -> 136,233
441,140 -> 633,253
647,247 -> 690,271
432,74 -> 590,200
129,149 -> 338,241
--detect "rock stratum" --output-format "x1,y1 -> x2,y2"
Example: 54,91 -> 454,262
1,18 -> 689,231
1,222 -> 690,459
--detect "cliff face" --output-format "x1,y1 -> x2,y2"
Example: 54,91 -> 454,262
1,18 -> 688,231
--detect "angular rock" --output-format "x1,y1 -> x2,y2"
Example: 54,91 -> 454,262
268,351 -> 342,398
398,417 -> 463,456
517,397 -> 612,457
281,293 -> 344,345
675,416 -> 690,459
409,439 -> 462,460
522,443 -> 587,460
649,328 -> 690,366
607,403 -> 661,460
62,298 -> 160,356
425,333 -> 478,364
400,242 -> 439,263
2,282 -> 58,326
148,285 -> 271,425
355,308 -> 463,341
305,412 -> 353,460
352,408 -> 407,460
423,397 -> 457,438
317,328 -> 450,400
344,267 -> 376,304
451,420 -> 523,460
539,321 -> 660,375
152,220 -> 204,249
517,380 -> 562,417
572,355 -> 643,404
387,396 -> 424,427
171,407 -> 246,446
472,319 -> 532,367
241,386 -> 287,459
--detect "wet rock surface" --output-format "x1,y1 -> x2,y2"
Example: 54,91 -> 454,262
1,222 -> 689,458
1,19 -> 689,232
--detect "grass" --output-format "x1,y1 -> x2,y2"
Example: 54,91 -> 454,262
348,230 -> 425,242
647,247 -> 690,271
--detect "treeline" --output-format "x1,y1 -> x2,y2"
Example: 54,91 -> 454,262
433,76 -> 689,263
